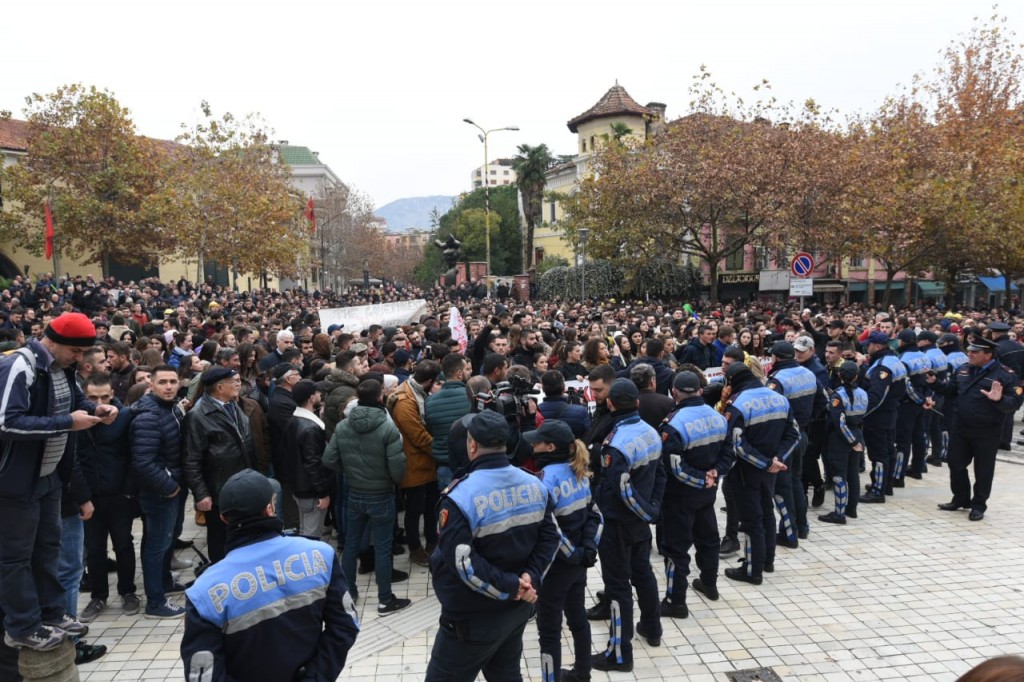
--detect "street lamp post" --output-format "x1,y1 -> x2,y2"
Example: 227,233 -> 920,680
579,228 -> 589,301
463,118 -> 518,297
363,258 -> 369,289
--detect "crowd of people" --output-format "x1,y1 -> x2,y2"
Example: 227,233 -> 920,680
0,271 -> 1021,681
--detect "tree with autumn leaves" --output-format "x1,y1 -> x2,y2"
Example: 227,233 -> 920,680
0,85 -> 171,273
563,14 -> 1024,306
1,88 -> 311,282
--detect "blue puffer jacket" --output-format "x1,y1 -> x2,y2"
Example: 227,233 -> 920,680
130,393 -> 184,497
77,399 -> 135,497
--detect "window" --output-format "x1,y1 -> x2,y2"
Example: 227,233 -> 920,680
490,169 -> 496,175
849,256 -> 865,268
725,242 -> 745,271
754,247 -> 770,270
581,140 -> 586,153
503,170 -> 509,175
550,201 -> 556,223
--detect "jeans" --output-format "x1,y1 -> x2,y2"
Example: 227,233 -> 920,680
342,491 -> 396,604
58,515 -> 84,619
85,494 -> 137,601
138,492 -> 179,607
333,472 -> 348,545
0,473 -> 65,637
437,466 -> 454,491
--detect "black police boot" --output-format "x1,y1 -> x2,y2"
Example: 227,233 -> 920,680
811,485 -> 826,509
906,471 -> 923,480
660,597 -> 688,619
926,455 -> 943,467
692,578 -> 719,601
892,478 -> 905,488
818,511 -> 846,525
635,621 -> 661,646
561,668 -> 591,682
861,490 -> 885,503
937,501 -> 969,511
591,653 -> 632,673
718,536 -> 740,556
585,591 -> 610,620
724,563 -> 762,585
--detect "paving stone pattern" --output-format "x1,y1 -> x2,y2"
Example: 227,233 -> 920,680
77,445 -> 1024,681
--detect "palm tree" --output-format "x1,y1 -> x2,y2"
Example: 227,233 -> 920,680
512,143 -> 553,270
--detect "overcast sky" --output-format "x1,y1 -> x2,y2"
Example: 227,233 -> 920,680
5,0 -> 1020,209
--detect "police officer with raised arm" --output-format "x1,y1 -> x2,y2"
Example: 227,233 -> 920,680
929,335 -> 1023,521
426,410 -> 560,682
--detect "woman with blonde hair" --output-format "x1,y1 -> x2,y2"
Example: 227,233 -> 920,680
527,421 -> 602,682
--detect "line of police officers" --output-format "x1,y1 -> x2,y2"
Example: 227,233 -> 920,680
422,325 -> 1022,681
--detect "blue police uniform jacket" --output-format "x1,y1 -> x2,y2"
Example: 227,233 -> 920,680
659,397 -> 733,505
862,350 -> 907,420
725,381 -> 801,469
945,349 -> 968,372
181,532 -> 359,682
936,359 -> 1023,432
767,360 -> 820,428
923,346 -> 949,376
596,410 -> 666,526
899,347 -> 932,406
828,385 -> 868,446
538,460 -> 603,565
430,453 -> 559,619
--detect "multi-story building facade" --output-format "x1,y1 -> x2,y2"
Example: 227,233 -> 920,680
470,158 -> 516,189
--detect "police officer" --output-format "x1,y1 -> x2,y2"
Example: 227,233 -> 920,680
658,371 -> 733,617
929,335 -> 1023,521
591,379 -> 665,674
893,329 -> 931,485
180,469 -> 359,681
927,333 -> 969,467
988,321 -> 1024,449
917,330 -> 949,467
426,410 -> 560,682
859,331 -> 907,503
819,361 -> 867,524
766,341 -> 821,546
722,362 -> 800,585
527,420 -> 603,682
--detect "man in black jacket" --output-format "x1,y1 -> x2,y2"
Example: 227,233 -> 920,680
619,339 -> 676,396
79,374 -> 140,624
268,363 -> 301,529
184,367 -> 256,562
283,380 -> 333,537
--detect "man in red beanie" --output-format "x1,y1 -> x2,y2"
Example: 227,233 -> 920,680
0,312 -> 118,651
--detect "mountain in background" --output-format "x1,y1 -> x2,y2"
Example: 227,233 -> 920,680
374,195 -> 457,233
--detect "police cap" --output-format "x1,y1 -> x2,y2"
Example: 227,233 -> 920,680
219,469 -> 275,524
917,330 -> 938,343
967,335 -> 997,353
468,410 -> 509,447
897,329 -> 918,345
673,371 -> 702,393
989,321 -> 1011,332
771,341 -> 795,359
523,419 -> 575,448
839,361 -> 860,381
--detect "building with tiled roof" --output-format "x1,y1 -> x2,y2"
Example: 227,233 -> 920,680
530,84 -> 666,266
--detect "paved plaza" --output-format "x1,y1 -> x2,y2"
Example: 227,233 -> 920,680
75,448 -> 1024,682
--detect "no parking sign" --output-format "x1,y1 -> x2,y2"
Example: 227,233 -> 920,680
790,252 -> 814,278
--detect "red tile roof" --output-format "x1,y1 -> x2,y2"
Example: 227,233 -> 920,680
567,84 -> 656,133
0,116 -> 181,155
0,117 -> 30,152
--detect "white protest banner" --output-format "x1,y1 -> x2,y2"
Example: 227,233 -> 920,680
449,306 -> 468,354
318,299 -> 428,333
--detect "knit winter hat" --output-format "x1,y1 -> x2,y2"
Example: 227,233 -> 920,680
44,313 -> 97,347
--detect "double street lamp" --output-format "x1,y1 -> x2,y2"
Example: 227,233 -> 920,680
463,118 -> 519,296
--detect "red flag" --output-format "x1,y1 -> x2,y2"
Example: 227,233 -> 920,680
305,196 -> 317,234
45,200 -> 54,260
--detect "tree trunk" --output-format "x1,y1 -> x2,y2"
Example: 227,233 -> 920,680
708,258 -> 719,303
1003,272 -> 1012,309
102,248 -> 111,279
882,273 -> 895,307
